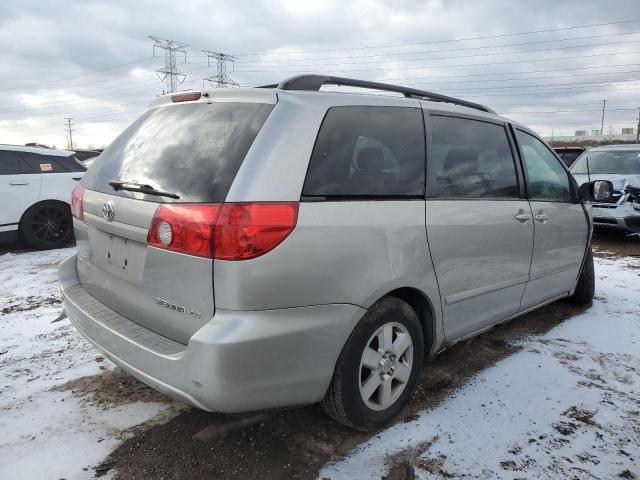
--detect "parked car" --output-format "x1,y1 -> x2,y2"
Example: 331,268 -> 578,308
59,75 -> 610,431
553,146 -> 585,168
0,144 -> 86,249
570,144 -> 640,233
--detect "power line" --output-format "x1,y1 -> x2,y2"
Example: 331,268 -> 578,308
149,36 -> 188,93
233,30 -> 640,64
234,50 -> 640,75
0,57 -> 154,93
240,63 -> 640,86
411,77 -> 640,93
233,18 -> 640,56
234,40 -> 640,70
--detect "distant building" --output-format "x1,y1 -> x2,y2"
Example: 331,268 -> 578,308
575,130 -> 588,136
591,129 -> 601,136
622,128 -> 635,135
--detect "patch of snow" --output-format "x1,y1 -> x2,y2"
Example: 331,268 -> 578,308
320,256 -> 640,479
0,248 -> 177,479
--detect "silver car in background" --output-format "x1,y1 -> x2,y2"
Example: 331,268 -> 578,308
570,144 -> 640,233
59,75 -> 610,431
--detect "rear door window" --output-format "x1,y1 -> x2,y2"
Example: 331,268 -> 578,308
0,151 -> 22,175
302,106 -> 425,198
428,115 -> 519,199
81,102 -> 274,203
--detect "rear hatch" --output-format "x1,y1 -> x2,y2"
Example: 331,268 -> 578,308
76,96 -> 275,344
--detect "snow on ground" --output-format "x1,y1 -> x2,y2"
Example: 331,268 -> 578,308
320,255 -> 640,480
1,247 -> 638,480
0,248 -> 178,480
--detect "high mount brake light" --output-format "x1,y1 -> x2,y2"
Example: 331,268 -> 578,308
71,183 -> 86,221
147,202 -> 298,260
171,92 -> 201,103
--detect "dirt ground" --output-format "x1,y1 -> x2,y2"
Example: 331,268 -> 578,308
77,229 -> 638,480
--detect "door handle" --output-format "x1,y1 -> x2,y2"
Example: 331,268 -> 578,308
534,213 -> 549,222
9,180 -> 29,186
515,211 -> 531,222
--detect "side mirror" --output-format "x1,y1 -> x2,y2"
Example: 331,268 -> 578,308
577,180 -> 613,202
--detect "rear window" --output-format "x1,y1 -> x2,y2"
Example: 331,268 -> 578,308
302,106 -> 425,198
81,102 -> 274,203
56,155 -> 87,172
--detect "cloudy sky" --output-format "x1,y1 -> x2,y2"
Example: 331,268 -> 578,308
1,0 -> 640,149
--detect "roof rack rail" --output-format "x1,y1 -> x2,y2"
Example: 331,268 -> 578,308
265,74 -> 495,114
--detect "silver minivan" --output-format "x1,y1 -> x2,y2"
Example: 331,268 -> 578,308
59,75 -> 611,430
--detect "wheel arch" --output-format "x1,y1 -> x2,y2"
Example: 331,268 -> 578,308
384,287 -> 437,358
18,199 -> 70,231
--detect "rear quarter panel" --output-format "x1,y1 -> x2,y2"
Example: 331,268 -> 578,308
38,171 -> 82,205
214,201 -> 442,334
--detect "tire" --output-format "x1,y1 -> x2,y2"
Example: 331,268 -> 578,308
321,297 -> 424,431
567,247 -> 595,305
20,201 -> 73,250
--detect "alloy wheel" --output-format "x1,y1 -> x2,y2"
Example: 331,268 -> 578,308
358,321 -> 413,411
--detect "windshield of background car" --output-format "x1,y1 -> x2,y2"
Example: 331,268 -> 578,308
81,102 -> 274,203
571,150 -> 640,175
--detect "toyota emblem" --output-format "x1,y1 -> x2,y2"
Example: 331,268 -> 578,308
102,201 -> 115,222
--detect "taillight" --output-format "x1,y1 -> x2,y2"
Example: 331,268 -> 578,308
147,202 -> 298,260
148,204 -> 221,258
214,202 -> 299,260
71,183 -> 85,221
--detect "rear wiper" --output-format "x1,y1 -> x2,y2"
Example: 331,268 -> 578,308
108,181 -> 180,199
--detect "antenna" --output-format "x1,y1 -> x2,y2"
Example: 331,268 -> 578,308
202,51 -> 239,88
149,36 -> 188,93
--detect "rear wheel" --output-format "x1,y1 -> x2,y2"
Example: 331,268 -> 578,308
321,297 -> 423,431
20,201 -> 73,250
567,247 -> 595,305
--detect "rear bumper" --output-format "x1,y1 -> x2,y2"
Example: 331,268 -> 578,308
59,254 -> 365,413
592,204 -> 640,232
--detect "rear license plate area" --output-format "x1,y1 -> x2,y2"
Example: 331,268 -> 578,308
89,228 -> 146,281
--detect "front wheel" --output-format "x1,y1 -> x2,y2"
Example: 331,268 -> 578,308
321,297 -> 424,431
20,201 -> 73,250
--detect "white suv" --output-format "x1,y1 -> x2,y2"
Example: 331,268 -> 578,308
0,145 -> 86,249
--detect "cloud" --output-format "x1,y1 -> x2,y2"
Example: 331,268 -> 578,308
1,0 -> 639,147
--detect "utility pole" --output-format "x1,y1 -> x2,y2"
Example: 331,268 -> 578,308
149,36 -> 188,93
600,99 -> 606,136
636,108 -> 640,142
202,51 -> 239,88
64,117 -> 74,150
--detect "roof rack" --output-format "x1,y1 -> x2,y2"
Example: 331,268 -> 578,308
261,74 -> 495,114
